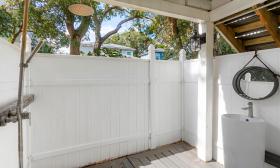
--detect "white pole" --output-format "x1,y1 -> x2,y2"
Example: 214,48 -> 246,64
179,49 -> 186,140
197,21 -> 214,161
148,44 -> 156,149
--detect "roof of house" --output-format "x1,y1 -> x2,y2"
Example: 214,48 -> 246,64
81,42 -> 136,51
155,48 -> 165,52
102,44 -> 136,51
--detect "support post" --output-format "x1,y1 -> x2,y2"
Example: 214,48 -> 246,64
197,22 -> 214,161
148,44 -> 157,149
179,49 -> 186,140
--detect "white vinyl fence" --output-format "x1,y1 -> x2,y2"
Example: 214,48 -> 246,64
28,46 -> 182,168
3,38 -> 279,168
0,39 -> 29,168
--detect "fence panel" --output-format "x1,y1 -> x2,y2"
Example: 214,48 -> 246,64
0,38 -> 29,168
29,55 -> 150,167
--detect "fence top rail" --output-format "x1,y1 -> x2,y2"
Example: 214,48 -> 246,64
36,53 -> 151,63
33,53 -> 188,63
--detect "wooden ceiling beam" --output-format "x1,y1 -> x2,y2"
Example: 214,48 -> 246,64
233,21 -> 264,33
244,36 -> 274,46
255,8 -> 280,47
216,23 -> 246,52
233,16 -> 280,34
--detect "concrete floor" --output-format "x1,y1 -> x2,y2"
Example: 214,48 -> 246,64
84,142 -> 223,168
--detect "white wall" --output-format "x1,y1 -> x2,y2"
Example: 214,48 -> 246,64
28,55 -> 181,168
183,48 -> 280,168
213,49 -> 280,165
0,38 -> 29,168
182,59 -> 199,146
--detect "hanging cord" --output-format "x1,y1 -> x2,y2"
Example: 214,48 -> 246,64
242,50 -> 280,78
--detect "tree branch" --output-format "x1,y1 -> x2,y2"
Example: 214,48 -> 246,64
101,17 -> 136,42
11,24 -> 23,44
65,13 -> 75,36
103,6 -> 121,17
77,16 -> 91,37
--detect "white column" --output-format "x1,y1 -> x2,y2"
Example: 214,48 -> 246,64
179,49 -> 186,140
148,44 -> 157,149
197,21 -> 214,161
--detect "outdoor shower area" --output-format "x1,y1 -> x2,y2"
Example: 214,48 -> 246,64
0,39 -> 189,167
2,0 -> 280,168
2,31 -> 280,168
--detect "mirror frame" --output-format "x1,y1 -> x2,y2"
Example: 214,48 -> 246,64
232,66 -> 279,100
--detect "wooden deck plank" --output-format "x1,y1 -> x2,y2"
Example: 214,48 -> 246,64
160,150 -> 187,168
167,144 -> 194,168
84,157 -> 134,168
144,151 -> 168,168
152,150 -> 180,168
84,142 -> 223,168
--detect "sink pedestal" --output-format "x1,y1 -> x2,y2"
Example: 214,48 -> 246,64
222,114 -> 265,168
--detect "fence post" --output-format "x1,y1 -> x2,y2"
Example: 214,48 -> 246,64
179,49 -> 186,141
148,44 -> 156,149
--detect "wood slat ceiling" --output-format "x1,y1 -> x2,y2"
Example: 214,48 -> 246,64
215,1 -> 280,52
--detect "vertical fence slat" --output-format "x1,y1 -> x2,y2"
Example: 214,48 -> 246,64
148,44 -> 156,149
179,49 -> 186,140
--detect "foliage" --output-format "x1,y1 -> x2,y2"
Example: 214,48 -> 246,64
137,15 -> 195,60
0,0 -> 23,43
0,0 -> 69,49
90,4 -> 146,56
31,35 -> 55,53
105,30 -> 153,57
214,32 -> 236,56
101,48 -> 122,57
29,0 -> 70,49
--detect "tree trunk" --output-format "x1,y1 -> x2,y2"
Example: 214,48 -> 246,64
167,17 -> 183,51
93,40 -> 102,56
70,35 -> 81,55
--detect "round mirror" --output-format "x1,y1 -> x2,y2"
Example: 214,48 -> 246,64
233,66 -> 279,100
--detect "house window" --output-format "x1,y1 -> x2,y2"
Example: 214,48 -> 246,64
126,51 -> 133,57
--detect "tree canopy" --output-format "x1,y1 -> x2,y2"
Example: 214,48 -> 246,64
105,30 -> 153,57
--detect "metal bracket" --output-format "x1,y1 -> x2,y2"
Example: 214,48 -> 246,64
0,112 -> 30,127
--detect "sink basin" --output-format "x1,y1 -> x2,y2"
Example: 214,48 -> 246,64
222,114 -> 265,168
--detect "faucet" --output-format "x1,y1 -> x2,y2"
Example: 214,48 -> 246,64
242,102 -> 253,118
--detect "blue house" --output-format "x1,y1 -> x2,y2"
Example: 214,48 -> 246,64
80,42 -> 136,57
141,48 -> 165,60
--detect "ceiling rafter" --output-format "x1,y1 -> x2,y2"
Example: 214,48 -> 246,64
233,21 -> 264,33
216,23 -> 246,52
244,36 -> 274,46
255,8 -> 280,47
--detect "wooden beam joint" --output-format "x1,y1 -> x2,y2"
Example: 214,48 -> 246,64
255,8 -> 280,47
216,23 -> 246,52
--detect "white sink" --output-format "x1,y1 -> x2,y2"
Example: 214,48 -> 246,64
222,114 -> 266,168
